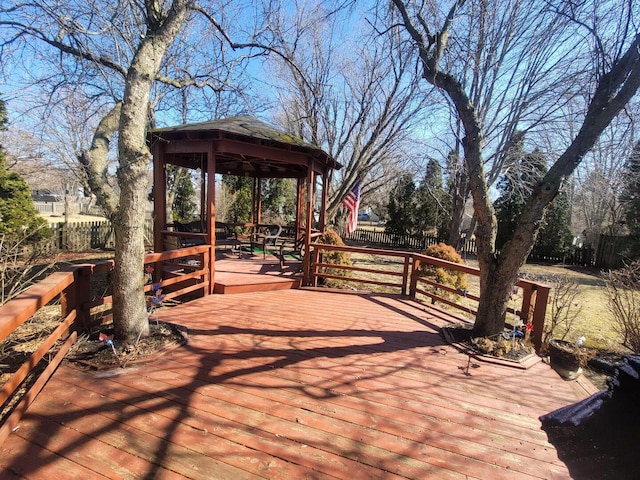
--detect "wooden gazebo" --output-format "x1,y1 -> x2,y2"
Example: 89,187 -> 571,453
147,116 -> 341,290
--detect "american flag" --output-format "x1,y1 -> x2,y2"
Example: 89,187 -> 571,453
342,181 -> 361,235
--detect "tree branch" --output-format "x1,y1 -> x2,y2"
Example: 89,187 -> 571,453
78,102 -> 122,219
0,18 -> 129,78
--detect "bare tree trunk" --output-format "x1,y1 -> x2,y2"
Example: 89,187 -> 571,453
111,3 -> 191,342
392,0 -> 640,337
78,103 -> 122,218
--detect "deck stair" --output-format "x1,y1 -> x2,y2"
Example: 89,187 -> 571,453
213,253 -> 302,294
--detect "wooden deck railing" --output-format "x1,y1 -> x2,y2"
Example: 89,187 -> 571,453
0,271 -> 79,445
310,243 -> 550,352
0,245 -> 210,444
1,242 -> 550,446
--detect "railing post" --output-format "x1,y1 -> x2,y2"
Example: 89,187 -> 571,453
520,284 -> 533,328
402,255 -> 411,296
69,265 -> 93,332
530,284 -> 551,354
204,247 -> 211,296
310,247 -> 320,287
409,257 -> 420,298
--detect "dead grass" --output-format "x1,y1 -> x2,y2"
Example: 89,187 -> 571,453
349,253 -> 623,353
0,306 -> 63,386
515,264 -> 617,351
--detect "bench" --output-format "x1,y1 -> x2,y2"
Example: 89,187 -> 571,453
215,222 -> 241,252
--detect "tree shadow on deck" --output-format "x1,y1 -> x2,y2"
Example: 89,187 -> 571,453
3,294 -> 460,479
184,325 -> 447,396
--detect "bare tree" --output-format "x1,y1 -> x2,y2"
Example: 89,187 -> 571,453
421,0 -> 585,245
1,91 -> 109,214
571,113 -> 638,246
266,2 -> 433,222
0,1 -> 274,341
390,0 -> 640,336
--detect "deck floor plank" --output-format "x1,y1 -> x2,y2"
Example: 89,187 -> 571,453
30,378 -> 317,480
1,287 -> 586,479
155,357 -> 565,465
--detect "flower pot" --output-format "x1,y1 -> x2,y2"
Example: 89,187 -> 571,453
549,339 -> 585,380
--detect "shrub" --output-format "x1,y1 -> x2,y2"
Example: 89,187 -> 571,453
418,242 -> 468,291
1,229 -> 56,304
603,262 -> 640,353
0,152 -> 50,242
537,274 -> 583,350
316,229 -> 352,287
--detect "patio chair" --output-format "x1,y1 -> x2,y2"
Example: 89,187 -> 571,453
255,224 -> 283,258
277,231 -> 322,269
215,222 -> 241,253
173,220 -> 206,247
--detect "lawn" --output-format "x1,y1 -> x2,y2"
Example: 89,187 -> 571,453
348,252 -> 624,354
515,263 -> 617,351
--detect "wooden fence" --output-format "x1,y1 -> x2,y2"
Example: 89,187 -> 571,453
595,234 -> 634,270
40,220 -> 154,252
343,229 -> 477,257
344,228 -> 635,268
526,246 -> 595,267
38,221 -> 630,269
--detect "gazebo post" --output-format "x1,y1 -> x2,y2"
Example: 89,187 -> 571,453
206,142 -> 216,295
256,177 -> 262,226
296,178 -> 304,238
303,165 -> 315,286
319,168 -> 328,231
199,154 -> 206,227
152,141 -> 166,253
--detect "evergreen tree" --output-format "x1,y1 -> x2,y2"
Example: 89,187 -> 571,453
222,175 -> 253,224
495,140 -> 573,259
172,172 -> 197,223
385,173 -> 416,236
0,98 -> 48,240
621,140 -> 640,259
445,148 -> 468,246
261,178 -> 296,223
415,158 -> 450,238
531,186 -> 574,259
494,133 -> 531,251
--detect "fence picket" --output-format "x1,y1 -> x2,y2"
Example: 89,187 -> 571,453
40,219 -> 154,252
343,228 -> 606,267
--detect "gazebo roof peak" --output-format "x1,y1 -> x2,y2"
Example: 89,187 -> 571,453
149,115 -> 341,176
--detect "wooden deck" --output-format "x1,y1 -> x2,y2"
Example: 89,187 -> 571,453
1,288 -> 592,479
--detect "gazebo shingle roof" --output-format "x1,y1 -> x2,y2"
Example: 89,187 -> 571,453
149,115 -> 341,177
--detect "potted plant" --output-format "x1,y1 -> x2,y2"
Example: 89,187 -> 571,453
537,274 -> 589,379
548,338 -> 588,380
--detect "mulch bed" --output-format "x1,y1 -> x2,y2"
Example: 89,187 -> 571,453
442,324 -> 540,369
67,321 -> 188,370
